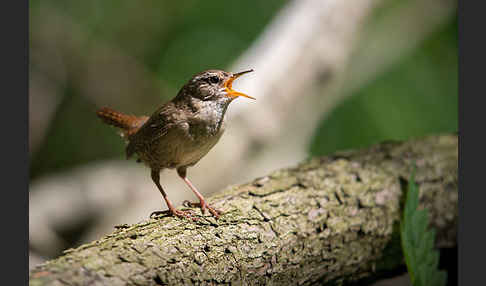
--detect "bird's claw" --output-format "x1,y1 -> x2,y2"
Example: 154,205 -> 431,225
182,200 -> 223,218
150,209 -> 198,221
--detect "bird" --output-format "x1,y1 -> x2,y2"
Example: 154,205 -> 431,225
96,69 -> 254,220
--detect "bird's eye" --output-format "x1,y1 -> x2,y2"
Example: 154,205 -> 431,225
208,76 -> 220,84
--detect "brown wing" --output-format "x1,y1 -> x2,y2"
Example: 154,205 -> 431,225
125,102 -> 183,159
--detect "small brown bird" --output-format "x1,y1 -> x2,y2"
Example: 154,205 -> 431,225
96,69 -> 254,220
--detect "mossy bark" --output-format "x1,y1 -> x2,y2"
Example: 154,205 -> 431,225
30,134 -> 458,286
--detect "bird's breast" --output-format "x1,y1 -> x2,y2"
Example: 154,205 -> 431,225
190,102 -> 228,137
170,104 -> 227,167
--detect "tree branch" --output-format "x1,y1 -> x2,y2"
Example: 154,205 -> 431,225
30,134 -> 457,285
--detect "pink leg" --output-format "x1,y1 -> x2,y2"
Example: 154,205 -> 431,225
150,169 -> 196,220
177,167 -> 222,218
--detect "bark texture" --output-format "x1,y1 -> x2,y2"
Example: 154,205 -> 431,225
30,134 -> 458,286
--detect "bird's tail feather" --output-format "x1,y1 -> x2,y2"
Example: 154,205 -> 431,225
96,107 -> 149,138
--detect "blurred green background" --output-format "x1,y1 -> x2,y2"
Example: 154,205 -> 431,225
310,17 -> 458,156
30,0 -> 457,180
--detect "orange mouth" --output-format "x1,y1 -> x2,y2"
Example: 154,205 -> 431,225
224,69 -> 255,100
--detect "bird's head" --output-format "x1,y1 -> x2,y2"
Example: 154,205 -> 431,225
179,69 -> 255,103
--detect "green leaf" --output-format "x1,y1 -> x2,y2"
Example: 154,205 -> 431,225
400,169 -> 447,286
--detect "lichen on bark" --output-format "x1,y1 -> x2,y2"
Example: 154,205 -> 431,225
30,134 -> 458,286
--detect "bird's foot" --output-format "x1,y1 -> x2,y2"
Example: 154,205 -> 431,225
182,200 -> 223,218
150,209 -> 197,221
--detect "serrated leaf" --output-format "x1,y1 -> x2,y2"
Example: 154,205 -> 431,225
400,168 -> 447,286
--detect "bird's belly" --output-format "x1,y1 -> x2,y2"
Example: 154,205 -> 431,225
176,135 -> 221,167
150,126 -> 224,169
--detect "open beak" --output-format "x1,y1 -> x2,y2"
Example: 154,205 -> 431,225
224,69 -> 255,100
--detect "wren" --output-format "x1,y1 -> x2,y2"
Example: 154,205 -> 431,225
96,69 -> 254,220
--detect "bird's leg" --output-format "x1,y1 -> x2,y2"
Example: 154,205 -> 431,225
177,167 -> 223,218
150,169 -> 196,220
